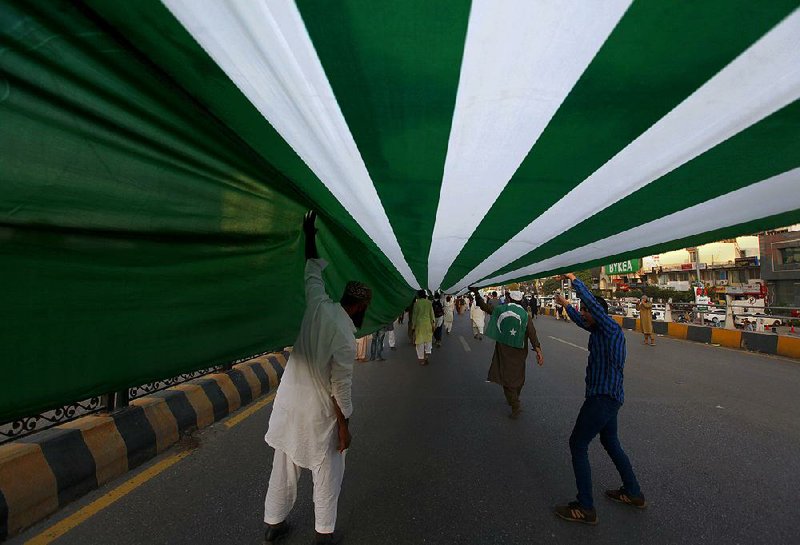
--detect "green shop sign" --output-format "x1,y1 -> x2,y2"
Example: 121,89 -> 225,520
605,259 -> 641,275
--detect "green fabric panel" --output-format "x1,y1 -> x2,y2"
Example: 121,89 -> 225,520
296,0 -> 471,286
82,0 -> 407,287
495,209 -> 800,287
0,0 -> 411,421
489,100 -> 800,280
441,1 -> 798,289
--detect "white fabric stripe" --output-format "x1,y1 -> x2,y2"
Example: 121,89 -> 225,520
479,168 -> 800,286
448,8 -> 800,292
161,0 -> 420,289
427,0 -> 631,291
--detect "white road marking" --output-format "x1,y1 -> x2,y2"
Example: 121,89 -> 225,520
548,336 -> 588,352
459,335 -> 472,352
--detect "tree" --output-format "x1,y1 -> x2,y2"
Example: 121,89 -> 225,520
541,276 -> 562,294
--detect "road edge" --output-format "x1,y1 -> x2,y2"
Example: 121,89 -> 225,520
0,351 -> 289,541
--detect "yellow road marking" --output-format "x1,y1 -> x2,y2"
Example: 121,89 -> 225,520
25,451 -> 191,545
24,391 -> 276,544
224,392 -> 276,429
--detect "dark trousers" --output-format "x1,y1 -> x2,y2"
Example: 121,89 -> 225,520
503,386 -> 522,410
433,324 -> 443,342
369,330 -> 386,360
569,395 -> 641,509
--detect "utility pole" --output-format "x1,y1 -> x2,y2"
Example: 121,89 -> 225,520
689,247 -> 704,325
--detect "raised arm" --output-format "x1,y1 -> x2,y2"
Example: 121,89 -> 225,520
303,210 -> 319,260
567,275 -> 617,334
558,296 -> 591,332
469,288 -> 494,314
302,211 -> 330,308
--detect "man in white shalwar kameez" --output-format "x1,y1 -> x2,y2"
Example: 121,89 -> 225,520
470,300 -> 486,339
264,212 -> 372,545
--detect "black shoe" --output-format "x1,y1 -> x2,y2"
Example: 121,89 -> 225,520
555,501 -> 598,525
604,487 -> 647,508
264,521 -> 290,543
314,530 -> 343,544
390,346 -> 397,351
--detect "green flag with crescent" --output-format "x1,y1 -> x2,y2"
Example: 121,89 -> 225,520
485,303 -> 529,349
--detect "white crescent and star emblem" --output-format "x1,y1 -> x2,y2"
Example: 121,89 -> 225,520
496,310 -> 522,334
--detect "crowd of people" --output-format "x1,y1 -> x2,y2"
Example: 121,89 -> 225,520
262,212 -> 644,543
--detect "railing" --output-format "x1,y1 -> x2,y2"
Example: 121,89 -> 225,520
623,303 -> 799,329
0,350 -> 276,445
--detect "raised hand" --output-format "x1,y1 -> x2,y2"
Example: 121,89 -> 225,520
303,210 -> 319,259
303,210 -> 317,236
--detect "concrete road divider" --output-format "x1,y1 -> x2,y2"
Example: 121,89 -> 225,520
0,352 -> 288,541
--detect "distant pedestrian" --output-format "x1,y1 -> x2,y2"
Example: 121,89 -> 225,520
471,288 -> 544,419
355,334 -> 371,362
531,296 -> 539,319
444,295 -> 455,334
553,273 -> 645,525
488,291 -> 500,313
637,295 -> 655,346
411,290 -> 435,365
369,326 -> 387,361
264,211 -> 370,544
406,299 -> 415,344
433,293 -> 445,347
387,315 -> 401,351
470,300 -> 486,339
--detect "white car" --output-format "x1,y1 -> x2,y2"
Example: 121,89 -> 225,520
736,313 -> 783,328
703,309 -> 727,325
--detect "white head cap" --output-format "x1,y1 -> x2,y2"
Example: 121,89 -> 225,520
509,290 -> 523,301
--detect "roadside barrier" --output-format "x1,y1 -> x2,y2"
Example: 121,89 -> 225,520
538,308 -> 799,359
0,351 -> 289,541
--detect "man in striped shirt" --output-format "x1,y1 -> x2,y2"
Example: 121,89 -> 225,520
553,273 -> 645,525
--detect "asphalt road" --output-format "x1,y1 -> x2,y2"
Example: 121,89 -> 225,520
12,313 -> 800,545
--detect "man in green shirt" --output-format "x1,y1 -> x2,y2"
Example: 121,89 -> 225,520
411,290 -> 435,365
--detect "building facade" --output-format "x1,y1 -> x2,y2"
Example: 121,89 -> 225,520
759,231 -> 800,306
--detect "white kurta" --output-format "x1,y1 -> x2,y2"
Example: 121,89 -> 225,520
265,259 -> 356,469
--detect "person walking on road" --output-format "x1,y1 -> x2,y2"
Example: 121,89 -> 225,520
263,211 -> 372,544
387,316 -> 401,351
637,295 -> 655,346
411,290 -> 435,365
471,288 -> 544,419
355,334 -> 371,362
443,295 -> 455,334
553,273 -> 645,525
369,326 -> 387,361
432,293 -> 445,347
406,299 -> 415,344
470,297 -> 486,339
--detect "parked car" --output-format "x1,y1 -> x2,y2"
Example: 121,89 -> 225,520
703,309 -> 727,325
735,313 -> 783,328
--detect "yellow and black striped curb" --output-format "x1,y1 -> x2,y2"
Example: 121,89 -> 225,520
539,308 -> 800,359
0,351 -> 289,541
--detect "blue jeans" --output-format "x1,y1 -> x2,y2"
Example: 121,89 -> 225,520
369,329 -> 386,360
569,395 -> 641,509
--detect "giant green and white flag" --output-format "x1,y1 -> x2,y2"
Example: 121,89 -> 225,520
2,0 -> 799,419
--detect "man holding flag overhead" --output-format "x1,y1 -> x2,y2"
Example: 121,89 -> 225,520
470,288 -> 544,419
264,211 -> 372,544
